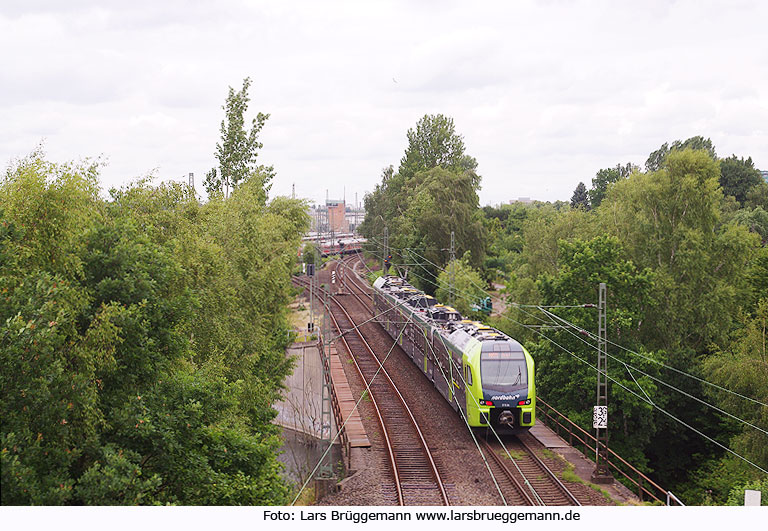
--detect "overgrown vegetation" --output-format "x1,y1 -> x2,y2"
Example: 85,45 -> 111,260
1,79 -> 309,505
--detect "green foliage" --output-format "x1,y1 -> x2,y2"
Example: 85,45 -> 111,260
435,257 -> 487,316
719,155 -> 763,205
398,113 -> 478,182
601,149 -> 758,351
488,142 -> 764,503
589,162 -> 638,208
1,152 -> 307,505
703,299 -> 768,473
205,77 -> 272,199
518,236 -> 665,467
730,207 -> 768,243
645,135 -> 716,172
360,115 -> 485,293
725,477 -> 768,506
745,180 -> 768,210
302,243 -> 318,265
570,182 -> 589,210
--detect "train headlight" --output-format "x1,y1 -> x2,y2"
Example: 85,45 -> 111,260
479,399 -> 493,406
517,399 -> 531,406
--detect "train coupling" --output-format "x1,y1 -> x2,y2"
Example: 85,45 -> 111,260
498,410 -> 515,427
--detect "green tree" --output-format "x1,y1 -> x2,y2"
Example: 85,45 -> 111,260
360,115 -> 485,292
745,180 -> 768,210
589,162 -> 638,208
435,256 -> 487,316
703,299 -> 768,473
398,114 -> 478,182
730,207 -> 768,244
601,149 -> 758,352
1,152 -> 307,505
204,77 -> 272,199
517,236 -> 665,469
570,182 -> 589,210
645,135 -> 716,172
719,155 -> 763,205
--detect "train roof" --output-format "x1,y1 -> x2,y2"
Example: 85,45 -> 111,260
373,275 -> 522,349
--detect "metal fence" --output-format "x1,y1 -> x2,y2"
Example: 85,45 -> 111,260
536,396 -> 684,505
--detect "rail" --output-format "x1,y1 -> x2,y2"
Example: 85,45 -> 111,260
536,397 -> 684,505
293,273 -> 450,505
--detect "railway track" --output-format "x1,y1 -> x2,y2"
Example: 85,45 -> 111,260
293,273 -> 450,506
482,435 -> 581,506
298,254 -> 583,506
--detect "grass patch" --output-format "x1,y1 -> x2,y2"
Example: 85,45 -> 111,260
361,390 -> 370,401
503,449 -> 526,460
293,484 -> 316,505
541,448 -> 556,459
368,270 -> 383,285
589,483 -> 614,502
560,463 -> 583,484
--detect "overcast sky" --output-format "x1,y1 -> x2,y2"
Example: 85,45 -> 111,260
2,0 -> 767,206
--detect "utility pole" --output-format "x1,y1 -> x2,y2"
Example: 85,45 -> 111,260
449,231 -> 456,308
383,226 -> 389,274
591,282 -> 612,483
318,285 -> 333,480
188,172 -> 194,191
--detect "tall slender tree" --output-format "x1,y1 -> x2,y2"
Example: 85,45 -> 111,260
204,77 -> 272,199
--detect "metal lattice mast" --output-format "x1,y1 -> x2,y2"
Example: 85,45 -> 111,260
383,226 -> 389,274
318,285 -> 333,479
592,282 -> 612,483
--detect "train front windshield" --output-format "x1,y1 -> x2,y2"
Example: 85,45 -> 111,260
480,343 -> 528,393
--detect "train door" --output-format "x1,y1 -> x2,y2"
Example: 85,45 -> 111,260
448,352 -> 461,412
434,338 -> 450,402
426,332 -> 435,382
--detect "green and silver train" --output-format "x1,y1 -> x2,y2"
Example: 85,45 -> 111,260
372,275 -> 535,431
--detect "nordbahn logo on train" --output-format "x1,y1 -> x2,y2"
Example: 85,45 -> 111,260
490,394 -> 520,401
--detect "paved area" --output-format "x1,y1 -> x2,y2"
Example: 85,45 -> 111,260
275,341 -> 334,438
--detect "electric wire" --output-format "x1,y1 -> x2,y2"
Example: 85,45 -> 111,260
536,307 -> 768,434
367,235 -> 767,408
350,255 -> 546,506
289,282 -> 416,505
361,239 -> 768,476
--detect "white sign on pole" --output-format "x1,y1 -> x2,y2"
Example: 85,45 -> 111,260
744,489 -> 761,506
593,406 -> 608,429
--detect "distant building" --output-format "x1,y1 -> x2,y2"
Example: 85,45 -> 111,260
307,197 -> 366,235
510,197 -> 534,204
326,200 -> 348,234
760,170 -> 768,183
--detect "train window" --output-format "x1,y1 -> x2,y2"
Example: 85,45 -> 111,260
464,365 -> 472,386
480,351 -> 527,393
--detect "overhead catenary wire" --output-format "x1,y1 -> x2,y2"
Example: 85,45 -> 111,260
366,235 -> 767,408
361,238 -> 768,476
344,255 -> 548,506
542,308 -> 768,409
536,306 -> 768,436
289,281 -> 417,506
